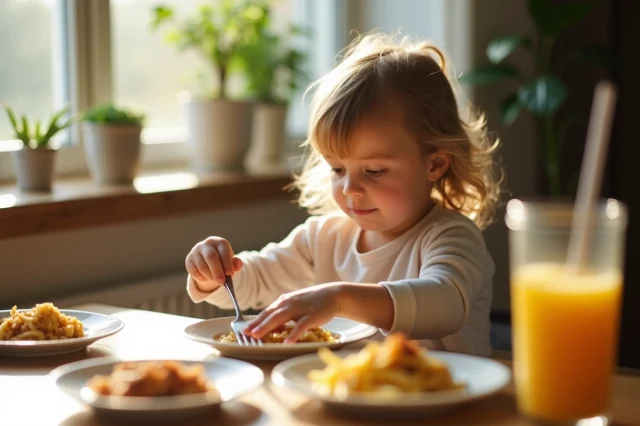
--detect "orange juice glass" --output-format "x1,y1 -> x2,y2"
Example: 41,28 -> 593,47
506,199 -> 627,425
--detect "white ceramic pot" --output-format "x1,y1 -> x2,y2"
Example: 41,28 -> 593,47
82,122 -> 142,185
248,103 -> 288,167
182,98 -> 253,172
12,148 -> 56,192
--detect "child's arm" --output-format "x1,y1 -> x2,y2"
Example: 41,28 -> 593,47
379,219 -> 489,340
186,217 -> 321,311
246,218 -> 488,344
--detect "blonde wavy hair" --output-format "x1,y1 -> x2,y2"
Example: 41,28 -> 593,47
291,33 -> 502,229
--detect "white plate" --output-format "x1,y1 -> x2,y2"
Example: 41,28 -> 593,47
50,357 -> 264,422
183,316 -> 378,361
271,349 -> 511,417
0,309 -> 124,357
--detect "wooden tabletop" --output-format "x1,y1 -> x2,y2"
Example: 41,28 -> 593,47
2,304 -> 639,426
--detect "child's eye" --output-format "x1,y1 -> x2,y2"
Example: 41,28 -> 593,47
330,168 -> 344,174
365,169 -> 387,176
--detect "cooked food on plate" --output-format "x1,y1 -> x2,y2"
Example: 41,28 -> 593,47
217,321 -> 336,344
308,332 -> 464,398
87,360 -> 218,397
0,303 -> 84,341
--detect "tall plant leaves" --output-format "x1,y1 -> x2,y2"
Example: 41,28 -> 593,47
517,75 -> 568,116
487,35 -> 531,64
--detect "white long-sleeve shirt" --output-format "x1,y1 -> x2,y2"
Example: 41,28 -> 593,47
187,204 -> 494,356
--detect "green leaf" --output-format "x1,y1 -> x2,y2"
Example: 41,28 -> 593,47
487,36 -> 531,64
48,105 -> 70,127
164,28 -> 183,44
37,104 -> 73,148
573,44 -> 619,68
4,105 -> 29,144
151,5 -> 174,29
499,94 -> 522,125
21,116 -> 29,141
458,64 -> 520,86
517,74 -> 568,116
82,104 -> 144,126
4,105 -> 19,132
34,120 -> 42,140
528,0 -> 592,36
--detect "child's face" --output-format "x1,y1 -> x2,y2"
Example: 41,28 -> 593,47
324,113 -> 445,239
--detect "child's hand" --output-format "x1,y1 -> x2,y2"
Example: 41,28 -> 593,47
185,237 -> 243,292
244,283 -> 342,343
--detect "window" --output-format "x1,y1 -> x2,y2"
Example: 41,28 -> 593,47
110,0 -> 204,143
0,0 -> 342,181
0,0 -> 65,148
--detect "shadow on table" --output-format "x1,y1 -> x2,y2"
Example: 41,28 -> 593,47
58,401 -> 266,426
288,394 -> 519,426
0,346 -> 113,374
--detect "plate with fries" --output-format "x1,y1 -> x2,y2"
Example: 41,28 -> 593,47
271,333 -> 511,416
183,316 -> 378,361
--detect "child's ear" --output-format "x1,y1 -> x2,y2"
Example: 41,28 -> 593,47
425,152 -> 450,182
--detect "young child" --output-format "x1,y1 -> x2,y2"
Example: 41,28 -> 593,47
185,33 -> 501,356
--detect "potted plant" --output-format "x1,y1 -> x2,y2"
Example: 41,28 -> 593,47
3,105 -> 73,192
459,0 -> 617,196
81,104 -> 145,185
151,0 -> 270,172
240,24 -> 308,167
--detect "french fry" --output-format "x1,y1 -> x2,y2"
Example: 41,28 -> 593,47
307,333 -> 464,399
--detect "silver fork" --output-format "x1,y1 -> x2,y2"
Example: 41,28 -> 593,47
223,275 -> 262,346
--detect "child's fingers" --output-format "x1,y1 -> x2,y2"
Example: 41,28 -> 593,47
215,240 -> 236,276
232,257 -> 243,272
201,248 -> 225,284
245,306 -> 274,332
249,308 -> 295,339
190,255 -> 215,282
284,315 -> 314,343
186,259 -> 207,282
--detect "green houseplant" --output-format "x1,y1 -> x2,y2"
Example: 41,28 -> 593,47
82,104 -> 145,126
239,23 -> 308,166
81,104 -> 146,185
4,104 -> 73,192
459,0 -> 617,196
151,0 -> 271,172
240,25 -> 308,105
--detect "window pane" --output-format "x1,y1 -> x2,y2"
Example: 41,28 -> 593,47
0,0 -> 56,142
110,0 -> 212,132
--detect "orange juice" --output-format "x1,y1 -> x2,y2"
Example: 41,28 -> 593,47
512,263 -> 622,422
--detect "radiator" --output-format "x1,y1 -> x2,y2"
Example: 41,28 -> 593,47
51,272 -> 231,319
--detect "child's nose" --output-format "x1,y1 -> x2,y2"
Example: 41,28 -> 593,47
342,175 -> 365,196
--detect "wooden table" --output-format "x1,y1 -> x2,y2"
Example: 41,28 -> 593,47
2,304 -> 639,426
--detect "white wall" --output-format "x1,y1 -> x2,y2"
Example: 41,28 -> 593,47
0,200 -> 308,307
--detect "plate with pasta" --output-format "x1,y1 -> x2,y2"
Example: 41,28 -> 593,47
271,333 -> 511,416
0,303 -> 124,356
50,357 -> 263,421
183,316 -> 378,361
